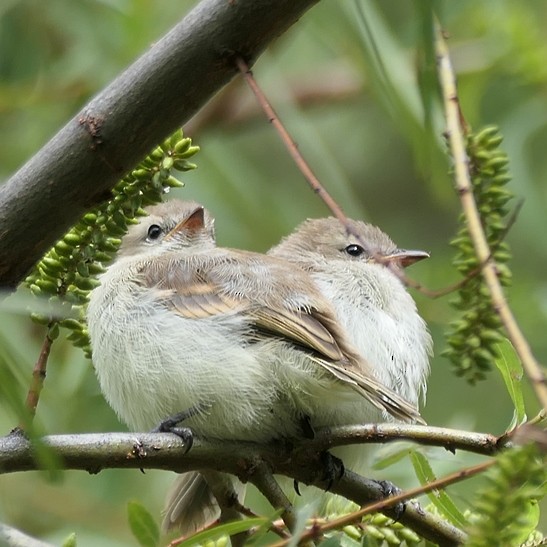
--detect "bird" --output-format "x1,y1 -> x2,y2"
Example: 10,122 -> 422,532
267,216 -> 433,517
86,200 -> 425,533
269,217 -> 432,412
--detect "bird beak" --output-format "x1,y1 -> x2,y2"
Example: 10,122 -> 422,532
382,249 -> 430,268
165,206 -> 205,240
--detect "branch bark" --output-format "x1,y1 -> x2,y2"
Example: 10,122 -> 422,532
1,426 -> 491,545
0,0 -> 319,290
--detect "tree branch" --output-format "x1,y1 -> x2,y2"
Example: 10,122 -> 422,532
307,423 -> 505,456
0,0 -> 319,290
0,426 -> 489,545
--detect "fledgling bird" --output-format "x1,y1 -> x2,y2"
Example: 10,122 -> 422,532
269,217 -> 433,412
268,216 -> 432,516
86,200 -> 423,532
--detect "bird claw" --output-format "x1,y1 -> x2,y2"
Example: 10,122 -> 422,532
377,479 -> 405,520
320,452 -> 345,491
151,403 -> 209,453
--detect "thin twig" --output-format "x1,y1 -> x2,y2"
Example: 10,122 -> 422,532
270,459 -> 494,547
235,55 -> 411,281
248,460 -> 297,534
434,21 -> 547,411
22,330 -> 53,424
235,57 -> 432,290
407,199 -> 524,298
235,58 -> 352,232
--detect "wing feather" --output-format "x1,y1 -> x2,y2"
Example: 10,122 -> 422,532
140,253 -> 424,424
309,356 -> 424,424
249,307 -> 345,362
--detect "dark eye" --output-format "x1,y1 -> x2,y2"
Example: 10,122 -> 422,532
344,244 -> 364,257
147,224 -> 162,240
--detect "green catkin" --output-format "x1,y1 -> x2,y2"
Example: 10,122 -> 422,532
25,129 -> 199,358
443,125 -> 513,383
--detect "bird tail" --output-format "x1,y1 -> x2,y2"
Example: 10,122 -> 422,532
162,471 -> 245,534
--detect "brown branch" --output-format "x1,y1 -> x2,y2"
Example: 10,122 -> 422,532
184,64 -> 363,136
248,460 -> 298,533
306,423 -> 505,456
235,57 -> 424,285
235,58 -> 353,229
407,199 -> 524,298
270,459 -> 494,547
434,21 -> 547,411
0,429 -> 467,545
22,331 -> 53,424
0,0 -> 320,291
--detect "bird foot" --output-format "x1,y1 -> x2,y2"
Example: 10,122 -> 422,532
152,403 -> 209,453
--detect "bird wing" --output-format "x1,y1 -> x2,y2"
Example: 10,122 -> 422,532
311,357 -> 425,424
248,306 -> 345,362
142,253 -> 348,363
168,285 -> 241,319
140,253 -> 424,424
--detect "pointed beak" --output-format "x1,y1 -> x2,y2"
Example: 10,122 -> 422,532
164,206 -> 204,240
382,249 -> 430,268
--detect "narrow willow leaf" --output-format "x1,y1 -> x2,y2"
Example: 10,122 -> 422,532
410,451 -> 467,528
127,501 -> 159,547
493,338 -> 526,425
372,446 -> 412,470
176,517 -> 268,547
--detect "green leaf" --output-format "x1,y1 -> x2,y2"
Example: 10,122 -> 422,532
317,534 -> 344,546
512,499 -> 540,545
467,445 -> 545,546
127,501 -> 159,547
372,445 -> 412,470
493,338 -> 526,425
61,532 -> 77,547
176,517 -> 268,547
410,451 -> 467,528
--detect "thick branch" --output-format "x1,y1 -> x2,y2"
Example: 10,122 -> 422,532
0,428 -> 479,545
0,0 -> 319,290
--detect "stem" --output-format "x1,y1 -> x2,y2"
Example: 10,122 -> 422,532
434,21 -> 547,411
22,331 -> 53,424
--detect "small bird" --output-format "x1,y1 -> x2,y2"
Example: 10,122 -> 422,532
267,216 -> 433,517
269,217 -> 432,411
87,200 -> 423,532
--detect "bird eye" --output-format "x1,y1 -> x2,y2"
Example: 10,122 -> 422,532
344,244 -> 364,257
147,224 -> 162,240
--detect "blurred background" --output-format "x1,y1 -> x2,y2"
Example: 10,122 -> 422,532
1,0 -> 546,544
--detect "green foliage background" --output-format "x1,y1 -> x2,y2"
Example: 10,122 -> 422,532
1,0 -> 547,544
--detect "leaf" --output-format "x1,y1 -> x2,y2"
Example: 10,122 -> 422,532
493,338 -> 526,425
410,451 -> 467,528
372,445 -> 412,470
61,533 -> 77,547
317,534 -> 344,547
127,501 -> 159,547
512,499 -> 540,545
287,502 -> 320,547
176,517 -> 268,547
